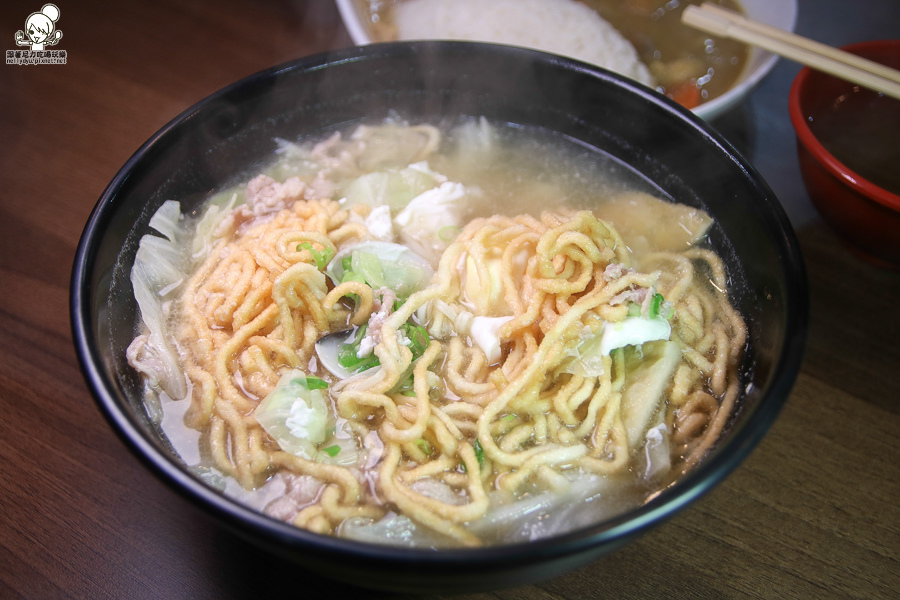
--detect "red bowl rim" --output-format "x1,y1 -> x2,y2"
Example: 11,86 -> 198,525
788,39 -> 900,212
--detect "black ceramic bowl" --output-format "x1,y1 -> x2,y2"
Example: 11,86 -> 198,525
71,42 -> 807,593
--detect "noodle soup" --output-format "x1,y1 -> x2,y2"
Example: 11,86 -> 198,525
127,119 -> 746,548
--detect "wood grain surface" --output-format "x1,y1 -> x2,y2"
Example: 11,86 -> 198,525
1,1 -> 897,598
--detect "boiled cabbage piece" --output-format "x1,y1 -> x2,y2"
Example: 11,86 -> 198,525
619,340 -> 682,450
254,370 -> 329,460
341,161 -> 475,267
128,200 -> 188,401
559,315 -> 672,378
594,191 -> 713,254
325,240 -> 434,299
394,180 -> 470,267
341,161 -> 442,212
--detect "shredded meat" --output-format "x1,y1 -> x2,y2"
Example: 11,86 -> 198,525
603,262 -> 655,310
310,132 -> 352,167
609,286 -> 650,307
244,174 -> 306,216
357,288 -> 398,358
214,174 -> 308,237
602,262 -> 630,281
263,473 -> 324,522
306,171 -> 337,201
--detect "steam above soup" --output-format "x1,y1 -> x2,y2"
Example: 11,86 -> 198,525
357,0 -> 749,110
127,118 -> 747,548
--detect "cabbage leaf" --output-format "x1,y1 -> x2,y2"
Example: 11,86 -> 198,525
128,200 -> 188,400
254,370 -> 330,460
341,161 -> 443,212
326,241 -> 434,299
394,181 -> 470,266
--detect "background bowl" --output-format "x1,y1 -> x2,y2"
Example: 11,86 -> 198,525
789,39 -> 900,269
71,42 -> 807,593
335,0 -> 798,121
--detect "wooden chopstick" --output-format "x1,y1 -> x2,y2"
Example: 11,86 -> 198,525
682,3 -> 900,101
688,3 -> 900,84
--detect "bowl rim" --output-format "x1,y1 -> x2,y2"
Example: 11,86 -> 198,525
70,40 -> 807,579
788,39 -> 900,212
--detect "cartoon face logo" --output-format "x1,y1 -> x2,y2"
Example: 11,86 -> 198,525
15,4 -> 63,52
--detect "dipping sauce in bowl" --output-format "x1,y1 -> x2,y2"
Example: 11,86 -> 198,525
789,39 -> 900,268
808,80 -> 900,196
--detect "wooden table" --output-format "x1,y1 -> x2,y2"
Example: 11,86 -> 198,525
1,2 -> 896,598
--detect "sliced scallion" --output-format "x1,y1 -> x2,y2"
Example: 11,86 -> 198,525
297,242 -> 334,271
322,444 -> 341,457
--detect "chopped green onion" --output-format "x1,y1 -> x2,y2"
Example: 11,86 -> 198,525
303,376 -> 329,390
297,242 -> 334,271
648,293 -> 664,319
322,444 -> 341,457
337,326 -> 382,372
289,375 -> 329,390
402,322 -> 430,358
457,440 -> 485,474
414,438 -> 432,456
473,439 -> 485,468
337,320 -> 432,376
393,373 -> 417,396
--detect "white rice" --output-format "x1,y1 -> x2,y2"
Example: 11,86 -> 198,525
393,0 -> 655,87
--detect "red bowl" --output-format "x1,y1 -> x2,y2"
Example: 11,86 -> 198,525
789,39 -> 900,268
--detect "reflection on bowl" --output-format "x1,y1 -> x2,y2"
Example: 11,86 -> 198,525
335,0 -> 797,121
789,39 -> 900,269
71,42 -> 806,593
